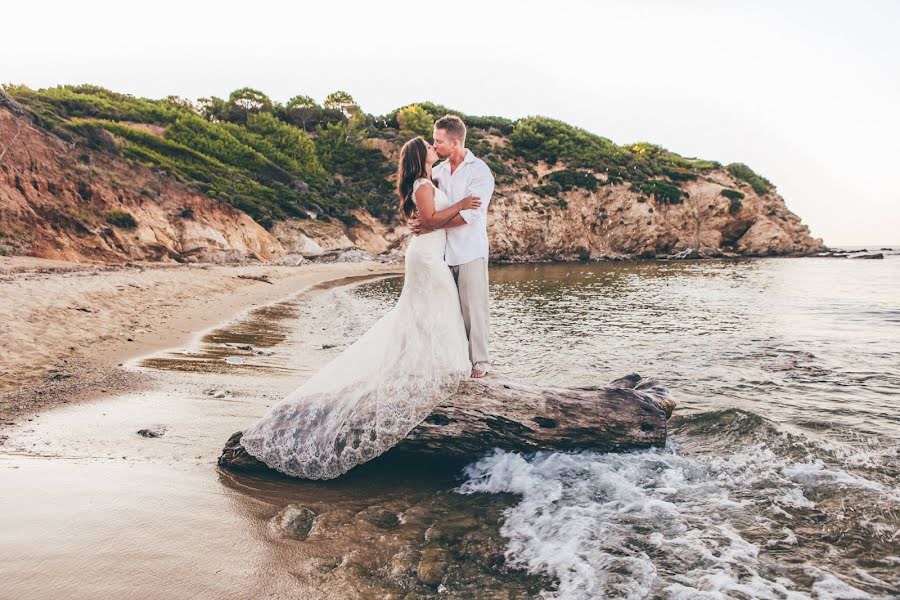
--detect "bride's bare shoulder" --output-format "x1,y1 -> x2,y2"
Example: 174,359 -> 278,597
413,178 -> 436,192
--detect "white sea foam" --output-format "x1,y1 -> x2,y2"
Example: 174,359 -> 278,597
456,444 -> 897,599
781,460 -> 900,502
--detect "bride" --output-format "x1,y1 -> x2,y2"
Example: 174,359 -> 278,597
239,137 -> 482,480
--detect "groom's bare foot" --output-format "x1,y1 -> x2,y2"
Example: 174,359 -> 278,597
471,369 -> 487,378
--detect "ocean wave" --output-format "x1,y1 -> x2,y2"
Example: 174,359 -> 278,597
456,443 -> 899,599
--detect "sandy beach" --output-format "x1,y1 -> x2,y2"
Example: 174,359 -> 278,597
0,256 -> 546,599
0,257 -> 402,432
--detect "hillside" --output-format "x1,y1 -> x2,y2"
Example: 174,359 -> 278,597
0,85 -> 823,263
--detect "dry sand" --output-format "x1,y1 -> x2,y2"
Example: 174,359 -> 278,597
0,256 -> 402,431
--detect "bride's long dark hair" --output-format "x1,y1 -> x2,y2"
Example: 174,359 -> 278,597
397,136 -> 428,219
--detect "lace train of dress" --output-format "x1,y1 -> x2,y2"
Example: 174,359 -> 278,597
239,179 -> 471,479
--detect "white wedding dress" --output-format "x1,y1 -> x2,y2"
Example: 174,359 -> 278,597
240,178 -> 471,479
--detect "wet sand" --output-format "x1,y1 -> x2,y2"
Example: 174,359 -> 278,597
0,256 -> 401,428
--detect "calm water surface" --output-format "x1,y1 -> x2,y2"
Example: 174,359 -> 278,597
352,256 -> 900,598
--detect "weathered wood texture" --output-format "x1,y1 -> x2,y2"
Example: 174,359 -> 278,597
219,373 -> 676,475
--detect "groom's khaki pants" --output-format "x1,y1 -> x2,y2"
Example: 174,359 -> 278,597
450,258 -> 490,373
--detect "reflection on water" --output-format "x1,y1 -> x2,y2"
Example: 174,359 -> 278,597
138,299 -> 300,374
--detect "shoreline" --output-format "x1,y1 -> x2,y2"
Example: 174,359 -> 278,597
2,248 -> 893,435
0,256 -> 402,435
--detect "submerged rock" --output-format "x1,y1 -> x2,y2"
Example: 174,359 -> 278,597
425,515 -> 479,544
358,506 -> 400,529
416,546 -> 449,586
268,504 -> 316,540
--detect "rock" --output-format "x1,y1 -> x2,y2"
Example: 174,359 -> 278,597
733,216 -> 822,257
358,506 -> 400,529
269,219 -> 351,257
392,373 -> 675,463
270,254 -> 308,266
425,515 -> 478,544
416,547 -> 449,586
335,249 -> 374,263
268,504 -> 316,540
137,425 -> 167,438
851,253 -> 884,259
312,509 -> 355,531
217,374 -> 676,476
671,248 -> 703,260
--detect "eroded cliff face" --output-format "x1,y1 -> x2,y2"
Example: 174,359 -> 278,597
0,106 -> 286,263
0,102 -> 823,264
486,164 -> 823,260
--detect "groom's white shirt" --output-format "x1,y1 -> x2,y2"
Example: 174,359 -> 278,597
432,149 -> 495,266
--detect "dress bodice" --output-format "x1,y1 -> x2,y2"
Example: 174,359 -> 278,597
408,179 -> 449,259
413,178 -> 451,211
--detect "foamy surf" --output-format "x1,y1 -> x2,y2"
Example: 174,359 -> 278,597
456,434 -> 898,599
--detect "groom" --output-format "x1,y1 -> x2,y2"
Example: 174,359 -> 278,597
410,115 -> 494,378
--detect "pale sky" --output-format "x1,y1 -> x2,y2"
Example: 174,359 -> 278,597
4,0 -> 899,246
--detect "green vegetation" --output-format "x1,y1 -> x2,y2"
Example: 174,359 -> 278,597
638,180 -> 687,205
721,188 -> 745,214
4,84 -> 761,229
508,118 -> 719,185
529,169 -> 600,198
726,163 -> 772,195
546,169 -> 599,192
396,104 -> 433,137
720,188 -> 745,201
105,208 -> 137,228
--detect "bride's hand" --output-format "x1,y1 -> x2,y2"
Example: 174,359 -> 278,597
459,195 -> 482,210
408,213 -> 430,236
408,214 -> 421,234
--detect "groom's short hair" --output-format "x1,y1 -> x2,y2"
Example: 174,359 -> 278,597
434,115 -> 467,143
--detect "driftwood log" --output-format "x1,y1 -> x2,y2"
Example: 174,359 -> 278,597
218,373 -> 676,475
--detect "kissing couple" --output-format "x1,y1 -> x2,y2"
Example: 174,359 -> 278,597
238,114 -> 495,479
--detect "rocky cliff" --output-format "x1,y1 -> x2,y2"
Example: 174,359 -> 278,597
486,160 -> 822,261
0,102 -> 284,263
0,90 -> 823,264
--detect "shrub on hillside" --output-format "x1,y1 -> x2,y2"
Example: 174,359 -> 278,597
726,163 -> 771,194
106,208 -> 137,228
721,189 -> 745,214
639,180 -> 685,205
720,188 -> 745,200
546,169 -> 599,192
